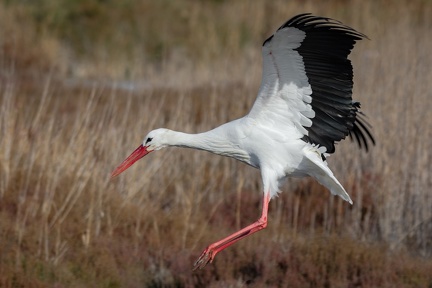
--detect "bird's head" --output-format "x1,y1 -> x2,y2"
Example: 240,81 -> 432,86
111,128 -> 170,179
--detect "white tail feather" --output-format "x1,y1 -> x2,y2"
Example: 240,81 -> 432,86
302,146 -> 353,204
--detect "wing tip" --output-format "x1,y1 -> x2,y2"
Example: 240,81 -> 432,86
263,13 -> 368,46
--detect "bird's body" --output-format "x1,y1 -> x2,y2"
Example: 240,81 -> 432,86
111,13 -> 375,269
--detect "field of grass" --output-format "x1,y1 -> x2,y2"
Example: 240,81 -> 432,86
1,0 -> 432,287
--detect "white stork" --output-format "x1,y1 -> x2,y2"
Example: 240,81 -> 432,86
111,13 -> 375,269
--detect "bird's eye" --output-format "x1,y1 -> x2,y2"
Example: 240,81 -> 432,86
145,137 -> 153,144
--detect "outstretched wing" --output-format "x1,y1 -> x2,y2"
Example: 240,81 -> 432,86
248,13 -> 375,153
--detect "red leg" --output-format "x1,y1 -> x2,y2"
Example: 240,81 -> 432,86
193,193 -> 271,270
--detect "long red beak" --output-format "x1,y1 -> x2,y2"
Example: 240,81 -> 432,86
111,145 -> 152,179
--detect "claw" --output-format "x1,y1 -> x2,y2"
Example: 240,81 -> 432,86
193,247 -> 215,270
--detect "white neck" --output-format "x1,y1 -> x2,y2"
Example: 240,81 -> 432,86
165,128 -> 252,165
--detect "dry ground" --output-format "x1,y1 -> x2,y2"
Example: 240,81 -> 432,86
1,0 -> 432,287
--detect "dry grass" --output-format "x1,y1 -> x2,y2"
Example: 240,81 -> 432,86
1,0 -> 432,287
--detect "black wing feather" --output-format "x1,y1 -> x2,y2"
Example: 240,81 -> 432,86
267,13 -> 374,153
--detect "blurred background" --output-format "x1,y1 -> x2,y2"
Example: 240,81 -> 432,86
1,0 -> 431,287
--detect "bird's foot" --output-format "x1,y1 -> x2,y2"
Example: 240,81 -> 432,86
193,247 -> 216,270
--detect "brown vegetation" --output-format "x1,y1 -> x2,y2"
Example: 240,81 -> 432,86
1,0 -> 432,287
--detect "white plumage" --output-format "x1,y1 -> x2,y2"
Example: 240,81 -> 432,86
111,13 -> 375,269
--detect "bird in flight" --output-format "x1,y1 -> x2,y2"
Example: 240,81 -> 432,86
111,13 -> 375,270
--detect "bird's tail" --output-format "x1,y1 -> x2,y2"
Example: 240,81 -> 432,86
302,146 -> 353,204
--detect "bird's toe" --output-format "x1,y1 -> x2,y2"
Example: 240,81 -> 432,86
193,248 -> 214,270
